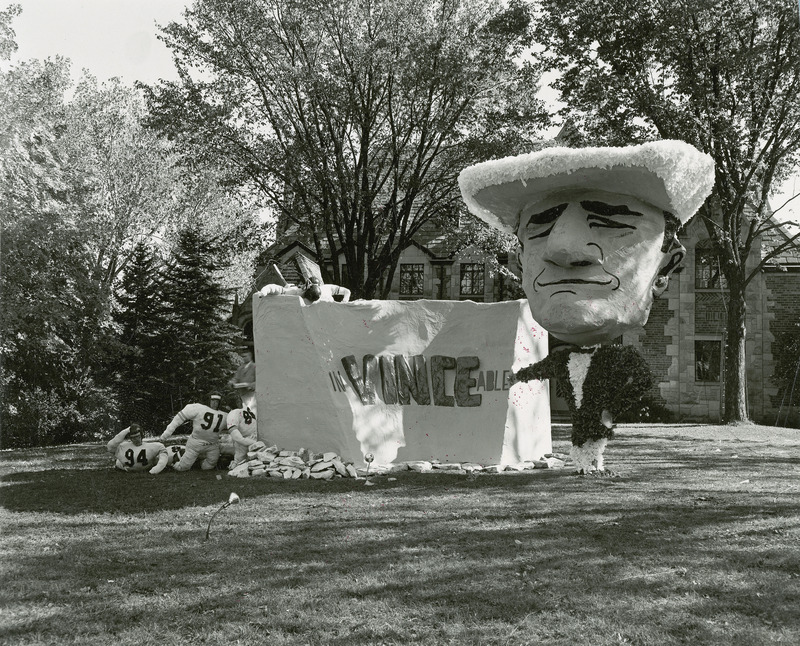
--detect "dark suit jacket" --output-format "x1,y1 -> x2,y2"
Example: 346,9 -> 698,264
514,345 -> 652,446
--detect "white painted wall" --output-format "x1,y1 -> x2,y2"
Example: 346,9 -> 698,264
253,297 -> 551,466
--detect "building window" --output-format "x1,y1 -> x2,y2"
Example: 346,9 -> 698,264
695,242 -> 727,290
459,263 -> 485,298
399,263 -> 424,298
695,340 -> 722,382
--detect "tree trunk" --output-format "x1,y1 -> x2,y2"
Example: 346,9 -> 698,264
723,279 -> 749,423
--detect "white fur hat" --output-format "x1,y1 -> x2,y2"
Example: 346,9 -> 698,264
458,140 -> 715,234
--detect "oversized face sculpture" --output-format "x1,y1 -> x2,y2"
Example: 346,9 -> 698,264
517,190 -> 682,346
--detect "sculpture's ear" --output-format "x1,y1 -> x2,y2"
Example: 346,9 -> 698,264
511,244 -> 523,276
658,242 -> 686,278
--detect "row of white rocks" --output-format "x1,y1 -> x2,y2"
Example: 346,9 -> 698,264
379,454 -> 568,474
228,446 -> 359,479
228,446 -> 569,480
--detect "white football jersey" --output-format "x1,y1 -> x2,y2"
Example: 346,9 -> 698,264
162,404 -> 228,443
227,407 -> 257,443
107,430 -> 168,474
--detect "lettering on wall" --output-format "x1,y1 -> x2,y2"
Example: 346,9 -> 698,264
335,354 -> 513,407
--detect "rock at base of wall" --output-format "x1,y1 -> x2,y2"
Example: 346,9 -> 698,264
230,445 -> 569,482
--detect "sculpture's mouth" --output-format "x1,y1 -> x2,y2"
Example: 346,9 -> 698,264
537,278 -> 614,286
533,268 -> 621,293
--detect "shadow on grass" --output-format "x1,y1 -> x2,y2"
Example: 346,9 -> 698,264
4,477 -> 800,645
2,425 -> 797,516
0,466 -> 376,514
1,444 -> 796,516
1,463 -> 603,515
203,488 -> 800,634
4,434 -> 800,644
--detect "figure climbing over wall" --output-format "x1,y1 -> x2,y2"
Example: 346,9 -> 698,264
259,276 -> 351,304
459,140 -> 715,473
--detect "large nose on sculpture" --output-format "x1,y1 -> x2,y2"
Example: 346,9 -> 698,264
542,205 -> 601,267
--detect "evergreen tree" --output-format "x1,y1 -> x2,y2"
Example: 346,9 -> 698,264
113,241 -> 169,430
159,227 -> 242,415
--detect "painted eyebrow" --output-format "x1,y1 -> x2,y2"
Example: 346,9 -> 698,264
580,201 -> 643,217
523,203 -> 568,229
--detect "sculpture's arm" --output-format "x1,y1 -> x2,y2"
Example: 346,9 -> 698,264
512,351 -> 562,384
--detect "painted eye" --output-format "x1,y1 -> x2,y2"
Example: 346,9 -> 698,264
526,224 -> 554,240
587,215 -> 637,230
522,203 -> 567,240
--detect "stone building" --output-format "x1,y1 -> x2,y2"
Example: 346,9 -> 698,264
622,216 -> 800,424
233,223 -> 517,341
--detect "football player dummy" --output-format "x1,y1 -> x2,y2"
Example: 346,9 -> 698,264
160,392 -> 228,471
107,424 -> 169,474
166,445 -> 186,468
226,400 -> 259,469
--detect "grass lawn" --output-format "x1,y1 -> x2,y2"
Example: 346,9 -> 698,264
2,423 -> 800,645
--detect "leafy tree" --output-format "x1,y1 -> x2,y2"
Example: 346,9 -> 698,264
535,0 -> 800,422
60,74 -> 265,301
173,166 -> 270,300
0,47 -> 120,446
0,4 -> 20,60
158,227 -> 243,415
59,76 -> 186,296
0,6 -> 260,446
144,0 -> 549,298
